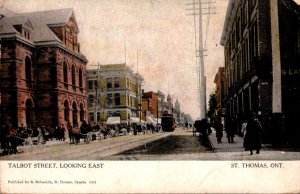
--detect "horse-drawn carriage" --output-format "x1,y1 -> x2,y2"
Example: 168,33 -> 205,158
6,127 -> 46,153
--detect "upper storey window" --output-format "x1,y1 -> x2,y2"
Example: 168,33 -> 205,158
63,62 -> 68,89
72,65 -> 76,89
63,18 -> 79,53
114,77 -> 120,88
14,25 -> 31,40
25,56 -> 32,88
107,78 -> 112,89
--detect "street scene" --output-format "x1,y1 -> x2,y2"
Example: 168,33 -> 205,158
1,127 -> 300,160
1,0 -> 300,161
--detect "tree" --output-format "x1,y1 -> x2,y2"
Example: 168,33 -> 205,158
207,91 -> 217,120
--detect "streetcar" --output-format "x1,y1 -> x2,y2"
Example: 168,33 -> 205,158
161,113 -> 176,132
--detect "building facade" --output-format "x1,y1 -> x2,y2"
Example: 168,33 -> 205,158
141,91 -> 159,122
214,67 -> 226,118
87,64 -> 143,125
220,0 -> 300,145
174,99 -> 181,124
0,8 -> 88,128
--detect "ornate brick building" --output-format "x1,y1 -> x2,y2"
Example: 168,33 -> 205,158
0,8 -> 88,128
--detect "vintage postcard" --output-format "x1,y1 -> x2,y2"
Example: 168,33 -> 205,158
0,0 -> 300,193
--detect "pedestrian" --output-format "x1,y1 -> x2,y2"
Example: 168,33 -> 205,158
214,117 -> 223,144
241,120 -> 247,137
226,119 -> 235,143
243,113 -> 262,155
185,122 -> 188,129
67,122 -> 74,145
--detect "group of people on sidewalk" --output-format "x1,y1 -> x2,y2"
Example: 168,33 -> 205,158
213,112 -> 262,155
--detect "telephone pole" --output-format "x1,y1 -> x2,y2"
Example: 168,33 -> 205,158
186,0 -> 215,119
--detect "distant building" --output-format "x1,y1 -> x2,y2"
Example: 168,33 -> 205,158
141,91 -> 159,123
214,67 -> 225,117
220,0 -> 300,146
174,99 -> 181,124
157,90 -> 165,120
87,64 -> 143,125
164,94 -> 173,115
0,8 -> 88,128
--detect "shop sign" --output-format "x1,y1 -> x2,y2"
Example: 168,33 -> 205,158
281,69 -> 300,76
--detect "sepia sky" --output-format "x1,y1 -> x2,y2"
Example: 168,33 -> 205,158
1,0 -> 229,119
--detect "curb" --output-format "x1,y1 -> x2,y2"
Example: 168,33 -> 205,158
207,135 -> 216,152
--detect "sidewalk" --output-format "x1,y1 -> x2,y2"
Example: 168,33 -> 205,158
207,130 -> 300,160
208,130 -> 244,152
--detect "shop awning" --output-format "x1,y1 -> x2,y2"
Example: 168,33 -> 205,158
106,117 -> 121,124
146,116 -> 157,125
130,117 -> 140,123
154,118 -> 161,124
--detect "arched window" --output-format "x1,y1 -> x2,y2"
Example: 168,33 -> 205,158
72,102 -> 78,126
63,62 -> 68,84
79,68 -> 83,89
72,65 -> 76,87
25,99 -> 33,126
64,101 -> 70,122
25,57 -> 32,87
80,103 -> 84,122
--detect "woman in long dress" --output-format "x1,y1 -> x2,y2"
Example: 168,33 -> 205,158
244,113 -> 262,155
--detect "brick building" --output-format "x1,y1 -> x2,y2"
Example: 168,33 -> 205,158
0,8 -> 88,128
220,0 -> 300,146
214,67 -> 225,118
141,91 -> 159,123
87,64 -> 143,125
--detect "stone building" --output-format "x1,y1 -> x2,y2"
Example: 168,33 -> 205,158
0,8 -> 88,128
87,64 -> 143,125
220,0 -> 300,146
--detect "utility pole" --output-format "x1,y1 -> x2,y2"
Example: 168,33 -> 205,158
186,0 -> 216,120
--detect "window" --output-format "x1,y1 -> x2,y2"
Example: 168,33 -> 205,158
106,78 -> 112,89
72,102 -> 78,126
88,80 -> 94,90
107,93 -> 112,106
63,62 -> 68,88
79,68 -> 83,88
72,65 -> 76,88
115,93 -> 120,105
94,80 -> 98,89
80,104 -> 84,122
25,57 -> 32,87
89,112 -> 94,122
88,95 -> 95,107
114,77 -> 120,88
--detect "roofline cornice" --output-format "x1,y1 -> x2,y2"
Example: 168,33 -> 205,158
220,0 -> 237,46
0,34 -> 35,48
0,33 -> 88,63
36,42 -> 88,63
